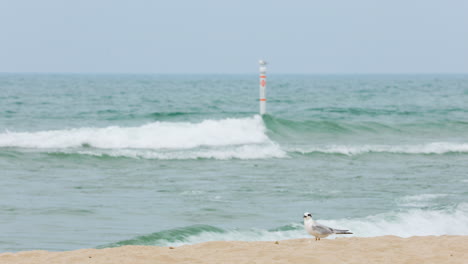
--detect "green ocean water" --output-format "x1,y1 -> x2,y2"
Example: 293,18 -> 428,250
1,73 -> 468,252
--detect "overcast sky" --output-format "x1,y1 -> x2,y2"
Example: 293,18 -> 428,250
0,0 -> 467,74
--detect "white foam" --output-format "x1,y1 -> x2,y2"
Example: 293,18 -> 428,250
318,204 -> 468,238
292,142 -> 468,155
0,116 -> 269,150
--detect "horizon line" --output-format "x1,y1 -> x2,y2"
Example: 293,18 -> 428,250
1,72 -> 467,75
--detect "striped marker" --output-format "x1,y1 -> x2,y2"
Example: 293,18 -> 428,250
259,60 -> 267,115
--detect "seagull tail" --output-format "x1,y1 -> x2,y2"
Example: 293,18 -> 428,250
333,229 -> 353,234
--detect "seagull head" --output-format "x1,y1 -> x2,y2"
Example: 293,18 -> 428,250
303,212 -> 312,220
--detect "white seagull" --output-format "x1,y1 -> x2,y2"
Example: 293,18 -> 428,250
303,212 -> 353,241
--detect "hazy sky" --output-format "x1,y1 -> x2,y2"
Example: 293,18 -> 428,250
0,0 -> 467,73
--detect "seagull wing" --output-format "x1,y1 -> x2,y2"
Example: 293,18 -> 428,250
312,223 -> 334,235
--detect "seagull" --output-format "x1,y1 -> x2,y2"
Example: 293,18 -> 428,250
303,212 -> 353,241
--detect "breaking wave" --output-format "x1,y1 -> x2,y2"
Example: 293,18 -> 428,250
99,204 -> 468,248
0,116 -> 287,160
0,116 -> 267,149
1,115 -> 467,159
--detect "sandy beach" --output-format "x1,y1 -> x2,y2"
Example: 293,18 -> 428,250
1,236 -> 466,264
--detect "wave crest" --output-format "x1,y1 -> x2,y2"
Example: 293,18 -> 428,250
0,116 -> 288,160
0,116 -> 268,150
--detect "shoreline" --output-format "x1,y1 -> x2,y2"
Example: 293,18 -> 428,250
1,236 -> 467,264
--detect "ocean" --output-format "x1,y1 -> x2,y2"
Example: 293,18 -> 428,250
0,73 -> 467,252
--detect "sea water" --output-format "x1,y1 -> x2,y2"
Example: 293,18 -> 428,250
0,73 -> 467,251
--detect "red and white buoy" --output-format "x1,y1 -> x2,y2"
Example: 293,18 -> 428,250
259,60 -> 267,115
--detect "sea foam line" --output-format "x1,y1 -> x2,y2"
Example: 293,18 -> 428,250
69,144 -> 286,160
291,142 -> 468,155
